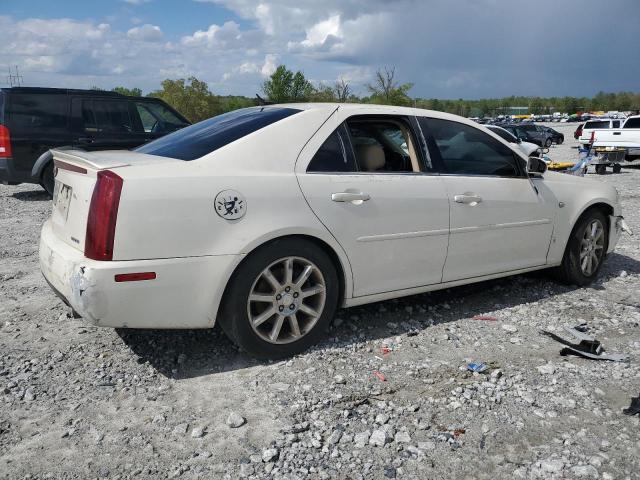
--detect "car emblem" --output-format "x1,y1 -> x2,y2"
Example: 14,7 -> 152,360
215,190 -> 246,220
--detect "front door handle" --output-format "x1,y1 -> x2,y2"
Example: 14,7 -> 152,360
78,137 -> 95,144
331,191 -> 371,203
454,193 -> 482,206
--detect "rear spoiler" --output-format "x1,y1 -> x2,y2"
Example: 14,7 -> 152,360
51,149 -> 132,170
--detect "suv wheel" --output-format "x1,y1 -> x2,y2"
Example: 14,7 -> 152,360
219,238 -> 339,359
41,162 -> 55,197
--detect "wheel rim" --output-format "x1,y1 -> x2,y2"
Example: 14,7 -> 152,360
579,219 -> 605,276
247,256 -> 326,345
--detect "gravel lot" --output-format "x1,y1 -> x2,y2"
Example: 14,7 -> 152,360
1,123 -> 639,479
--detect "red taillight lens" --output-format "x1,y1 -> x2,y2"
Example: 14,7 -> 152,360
85,170 -> 123,261
0,125 -> 12,158
114,272 -> 156,282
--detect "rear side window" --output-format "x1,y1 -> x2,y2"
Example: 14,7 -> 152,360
307,124 -> 357,172
624,118 -> 640,128
585,120 -> 610,129
9,94 -> 68,132
487,126 -> 517,143
82,100 -> 134,134
612,120 -> 620,128
136,107 -> 300,160
424,118 -> 521,177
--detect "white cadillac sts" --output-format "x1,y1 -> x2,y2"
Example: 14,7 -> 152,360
39,104 -> 630,358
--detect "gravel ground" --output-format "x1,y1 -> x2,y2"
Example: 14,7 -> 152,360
1,122 -> 639,479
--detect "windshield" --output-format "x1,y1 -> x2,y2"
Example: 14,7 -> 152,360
135,106 -> 301,160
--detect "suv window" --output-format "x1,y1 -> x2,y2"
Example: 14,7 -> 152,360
307,124 -> 357,172
135,106 -> 300,160
424,118 -> 521,177
9,94 -> 68,132
487,126 -> 517,143
624,117 -> 640,128
585,120 -> 610,129
612,120 -> 620,128
136,101 -> 188,134
82,99 -> 134,134
347,119 -> 420,172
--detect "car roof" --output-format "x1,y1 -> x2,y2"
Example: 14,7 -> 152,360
1,87 -> 126,98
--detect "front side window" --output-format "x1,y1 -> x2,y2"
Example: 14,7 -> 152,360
135,101 -> 189,134
424,118 -> 521,177
307,124 -> 357,172
487,126 -> 517,143
136,106 -> 300,160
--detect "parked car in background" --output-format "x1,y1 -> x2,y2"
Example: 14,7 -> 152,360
0,87 -> 190,195
592,115 -> 640,160
537,125 -> 564,144
486,125 -> 540,157
574,123 -> 584,140
578,118 -> 623,146
39,104 -> 628,358
498,123 -> 554,147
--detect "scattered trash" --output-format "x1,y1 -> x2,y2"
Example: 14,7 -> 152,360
374,355 -> 385,361
541,325 -> 628,362
622,395 -> 640,416
381,346 -> 392,355
467,362 -> 488,373
373,371 -> 387,382
472,315 -> 497,321
453,428 -> 466,438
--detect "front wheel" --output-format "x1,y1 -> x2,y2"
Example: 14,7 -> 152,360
218,238 -> 339,359
554,210 -> 608,286
544,138 -> 553,148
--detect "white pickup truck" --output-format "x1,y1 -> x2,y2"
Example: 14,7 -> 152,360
592,115 -> 640,160
578,118 -> 623,145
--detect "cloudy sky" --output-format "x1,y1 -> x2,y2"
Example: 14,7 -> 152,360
1,0 -> 638,99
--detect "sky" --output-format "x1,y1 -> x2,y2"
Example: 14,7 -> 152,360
0,0 -> 639,99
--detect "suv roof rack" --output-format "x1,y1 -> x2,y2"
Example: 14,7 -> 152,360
0,87 -> 125,97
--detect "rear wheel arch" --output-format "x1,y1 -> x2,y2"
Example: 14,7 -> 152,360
215,234 -> 349,322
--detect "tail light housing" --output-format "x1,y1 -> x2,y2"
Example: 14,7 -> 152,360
85,170 -> 123,261
0,125 -> 12,158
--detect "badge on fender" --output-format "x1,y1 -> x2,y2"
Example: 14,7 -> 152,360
215,190 -> 246,220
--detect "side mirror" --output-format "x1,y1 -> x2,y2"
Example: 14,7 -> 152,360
517,137 -> 522,144
527,156 -> 547,176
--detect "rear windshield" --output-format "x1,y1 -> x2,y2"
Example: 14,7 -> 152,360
135,106 -> 301,160
585,120 -> 610,129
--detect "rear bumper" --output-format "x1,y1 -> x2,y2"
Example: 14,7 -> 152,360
39,219 -> 242,329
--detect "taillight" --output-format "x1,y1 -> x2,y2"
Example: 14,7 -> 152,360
85,170 -> 123,261
0,125 -> 12,158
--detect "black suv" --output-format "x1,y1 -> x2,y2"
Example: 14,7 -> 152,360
0,87 -> 190,194
497,123 -> 554,148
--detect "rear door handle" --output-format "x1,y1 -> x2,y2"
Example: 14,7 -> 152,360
454,193 -> 482,206
331,191 -> 371,203
78,137 -> 95,144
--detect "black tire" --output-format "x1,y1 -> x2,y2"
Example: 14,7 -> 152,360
40,162 -> 55,197
554,209 -> 608,286
612,163 -> 622,174
218,238 -> 339,359
595,164 -> 607,175
544,138 -> 553,148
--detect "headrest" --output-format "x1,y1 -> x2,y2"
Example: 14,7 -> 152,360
356,144 -> 385,172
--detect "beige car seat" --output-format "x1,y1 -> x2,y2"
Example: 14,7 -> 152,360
356,144 -> 385,171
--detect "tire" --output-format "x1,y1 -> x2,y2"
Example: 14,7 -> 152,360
554,209 -> 608,286
218,238 -> 339,359
40,161 -> 55,197
595,164 -> 607,175
544,138 -> 553,148
612,163 -> 622,174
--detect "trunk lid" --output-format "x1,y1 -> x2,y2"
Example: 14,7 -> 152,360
49,149 -> 174,254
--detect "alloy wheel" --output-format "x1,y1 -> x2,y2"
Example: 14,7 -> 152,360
247,256 -> 326,344
579,219 -> 605,276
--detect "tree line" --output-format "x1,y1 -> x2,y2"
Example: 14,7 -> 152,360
107,65 -> 640,123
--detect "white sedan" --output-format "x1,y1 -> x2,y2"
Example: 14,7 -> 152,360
39,104 -> 630,358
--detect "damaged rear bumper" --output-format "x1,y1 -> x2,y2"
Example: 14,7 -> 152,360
39,219 -> 242,329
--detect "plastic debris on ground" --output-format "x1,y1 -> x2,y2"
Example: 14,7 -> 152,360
467,362 -> 488,373
373,371 -> 387,382
541,325 -> 629,362
622,395 -> 640,416
472,315 -> 498,321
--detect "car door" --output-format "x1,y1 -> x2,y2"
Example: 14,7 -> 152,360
296,109 -> 450,298
70,97 -> 147,150
419,117 -> 557,282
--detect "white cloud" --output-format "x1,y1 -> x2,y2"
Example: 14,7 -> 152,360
127,24 -> 163,42
301,15 -> 341,47
123,0 -> 151,5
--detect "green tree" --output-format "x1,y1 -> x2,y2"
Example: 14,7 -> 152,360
112,86 -> 143,97
366,67 -> 413,106
148,77 -> 221,122
262,65 -> 313,103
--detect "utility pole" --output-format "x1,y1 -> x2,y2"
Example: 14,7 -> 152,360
7,66 -> 23,87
